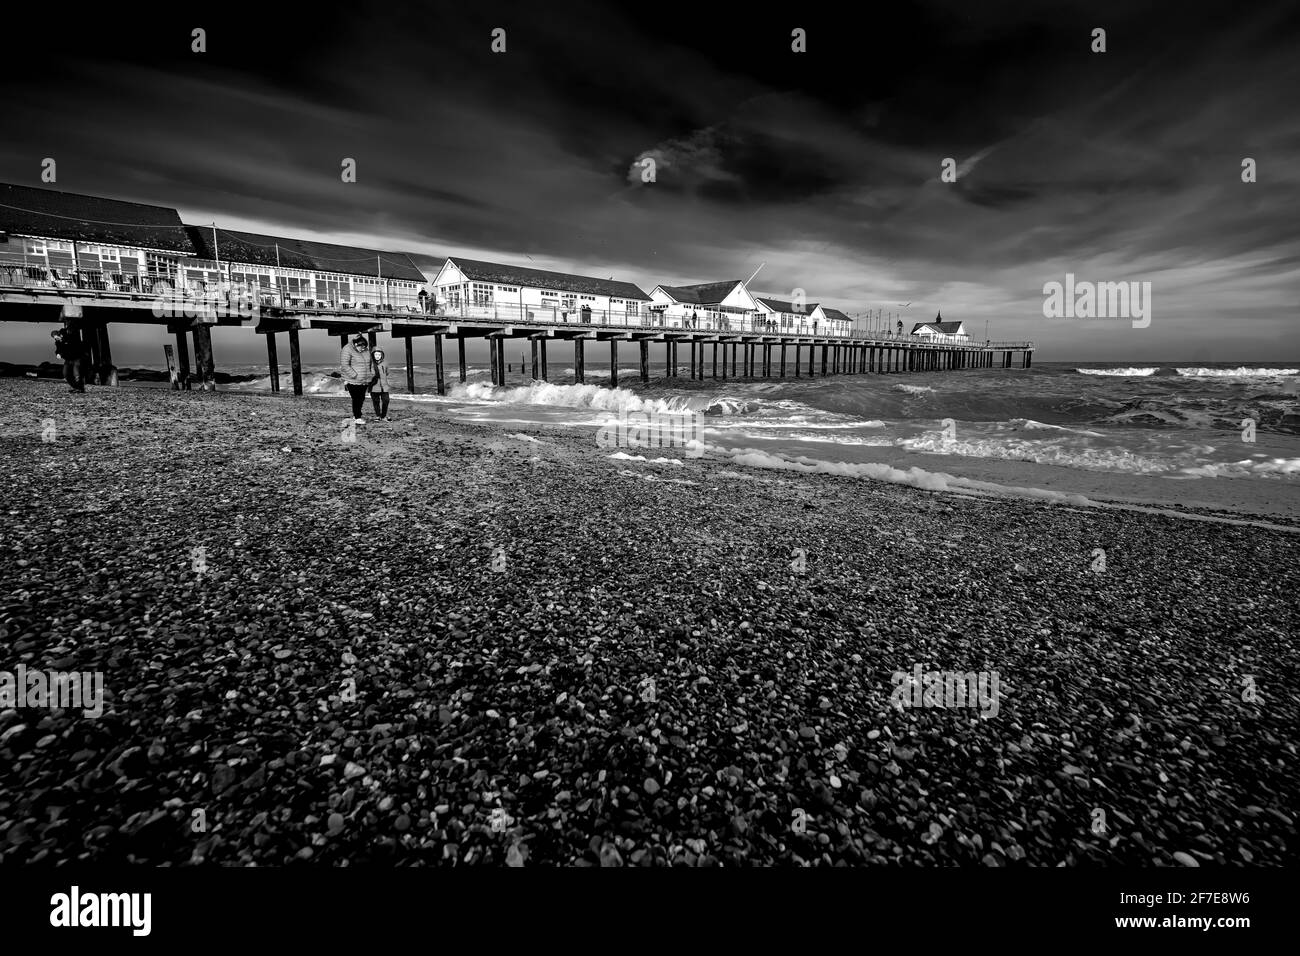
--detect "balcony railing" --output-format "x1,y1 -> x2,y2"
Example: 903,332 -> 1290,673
0,266 -> 1034,348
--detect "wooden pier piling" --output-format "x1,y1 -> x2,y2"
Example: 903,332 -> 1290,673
458,338 -> 467,383
639,340 -> 650,383
265,330 -> 280,393
288,328 -> 302,395
575,338 -> 585,384
434,334 -> 446,395
403,335 -> 416,394
610,339 -> 619,388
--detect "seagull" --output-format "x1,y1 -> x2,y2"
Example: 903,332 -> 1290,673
899,302 -> 912,307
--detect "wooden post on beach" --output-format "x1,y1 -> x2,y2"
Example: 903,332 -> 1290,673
94,323 -> 116,385
540,338 -> 548,380
731,343 -> 738,377
192,325 -> 216,390
780,342 -> 787,377
575,339 -> 585,383
490,338 -> 500,385
820,344 -> 829,376
610,340 -> 619,388
667,341 -> 675,378
458,338 -> 467,383
287,328 -> 302,395
367,330 -> 377,349
402,336 -> 416,394
265,331 -> 280,393
639,340 -> 649,383
793,343 -> 800,377
434,334 -> 446,395
712,342 -> 718,378
532,338 -> 541,381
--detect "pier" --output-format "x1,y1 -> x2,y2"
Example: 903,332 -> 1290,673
0,268 -> 1034,394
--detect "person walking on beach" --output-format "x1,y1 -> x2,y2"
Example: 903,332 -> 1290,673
369,348 -> 392,421
51,327 -> 85,393
339,333 -> 373,424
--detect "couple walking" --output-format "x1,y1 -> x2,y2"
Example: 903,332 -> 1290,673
339,333 -> 392,424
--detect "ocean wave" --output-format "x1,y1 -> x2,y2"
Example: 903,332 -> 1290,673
1174,367 -> 1299,378
1076,367 -> 1159,376
711,444 -> 1093,504
451,381 -> 700,414
892,384 -> 934,395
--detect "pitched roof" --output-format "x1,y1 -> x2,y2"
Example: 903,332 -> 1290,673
821,307 -> 852,322
657,280 -> 742,305
0,182 -> 193,254
446,257 -> 649,300
182,226 -> 426,282
756,296 -> 820,315
912,321 -> 966,334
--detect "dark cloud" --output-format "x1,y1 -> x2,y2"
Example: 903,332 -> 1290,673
1,0 -> 1297,363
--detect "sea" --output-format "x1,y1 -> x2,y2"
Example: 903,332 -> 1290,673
221,360 -> 1300,520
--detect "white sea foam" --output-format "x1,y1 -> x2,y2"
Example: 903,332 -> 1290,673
893,384 -> 934,395
453,381 -> 697,415
1175,367 -> 1298,378
1076,367 -> 1159,376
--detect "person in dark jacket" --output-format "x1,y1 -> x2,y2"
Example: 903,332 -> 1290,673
339,333 -> 373,423
52,327 -> 85,392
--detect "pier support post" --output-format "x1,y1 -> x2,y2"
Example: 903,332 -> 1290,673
780,342 -> 787,377
713,342 -> 718,378
288,328 -> 302,395
639,340 -> 650,383
265,330 -> 280,393
808,343 -> 815,376
821,344 -> 829,376
458,338 -> 467,383
84,323 -> 102,386
575,339 -> 585,383
610,340 -> 619,388
192,324 -> 216,391
731,343 -> 738,377
403,336 -> 416,394
94,323 -> 117,385
668,341 -> 676,378
794,343 -> 801,377
540,338 -> 548,380
434,334 -> 446,395
532,338 -> 540,381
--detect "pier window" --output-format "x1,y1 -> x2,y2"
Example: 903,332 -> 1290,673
471,282 -> 494,306
625,301 -> 638,316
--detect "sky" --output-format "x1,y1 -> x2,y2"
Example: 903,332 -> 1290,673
2,0 -> 1298,366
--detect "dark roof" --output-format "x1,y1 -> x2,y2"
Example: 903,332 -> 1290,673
445,257 -> 649,300
183,226 -> 426,282
0,182 -> 193,254
757,296 -> 821,315
912,321 -> 966,334
821,307 -> 852,322
657,280 -> 742,305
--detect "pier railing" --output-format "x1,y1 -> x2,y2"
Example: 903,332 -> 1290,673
0,265 -> 1034,349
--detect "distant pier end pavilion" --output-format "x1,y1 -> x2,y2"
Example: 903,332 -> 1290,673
0,182 -> 1035,394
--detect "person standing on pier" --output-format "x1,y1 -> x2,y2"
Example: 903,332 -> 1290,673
339,333 -> 373,424
51,327 -> 85,393
369,348 -> 392,421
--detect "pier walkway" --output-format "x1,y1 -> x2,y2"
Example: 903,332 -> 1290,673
1,266 -> 1035,394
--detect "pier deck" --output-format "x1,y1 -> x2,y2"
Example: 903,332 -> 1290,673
1,268 -> 1035,394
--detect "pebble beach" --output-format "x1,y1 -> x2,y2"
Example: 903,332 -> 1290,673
1,379 -> 1297,866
